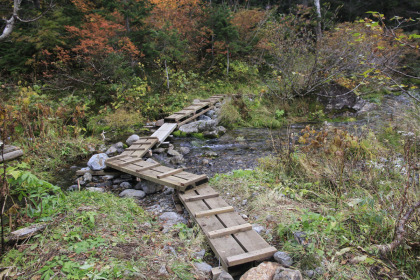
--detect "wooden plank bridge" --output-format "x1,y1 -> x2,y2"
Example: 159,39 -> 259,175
105,95 -> 276,274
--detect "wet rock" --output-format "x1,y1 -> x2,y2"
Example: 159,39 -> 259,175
106,142 -> 124,156
98,144 -> 107,152
83,172 -> 93,182
317,84 -> 365,112
120,182 -> 132,189
205,109 -> 216,119
77,180 -> 86,186
121,174 -> 133,180
274,251 -> 293,267
217,271 -> 234,280
242,199 -> 248,206
303,270 -> 315,278
240,262 -> 281,280
198,115 -> 212,121
135,181 -> 164,194
94,181 -> 112,188
67,185 -> 78,191
193,262 -> 212,274
179,147 -> 190,155
163,186 -> 175,195
153,148 -> 166,154
179,120 -> 217,134
170,155 -> 184,165
202,159 -> 209,165
101,175 -> 115,180
203,151 -> 218,157
9,223 -> 47,240
273,267 -> 302,280
126,134 -> 140,146
86,187 -> 105,193
87,153 -> 109,171
119,189 -> 146,198
113,178 -> 131,184
167,148 -> 181,157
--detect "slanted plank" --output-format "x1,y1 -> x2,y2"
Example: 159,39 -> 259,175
119,158 -> 143,166
124,147 -> 146,151
156,168 -> 184,179
105,154 -> 127,162
207,223 -> 252,239
195,206 -> 234,218
151,123 -> 177,142
226,247 -> 277,267
135,163 -> 161,172
184,193 -> 219,202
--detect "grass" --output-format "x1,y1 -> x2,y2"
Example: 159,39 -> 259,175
2,191 -> 207,279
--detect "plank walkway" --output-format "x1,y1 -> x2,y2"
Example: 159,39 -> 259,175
105,95 -> 276,273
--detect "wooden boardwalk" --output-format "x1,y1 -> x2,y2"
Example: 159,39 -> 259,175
105,95 -> 276,273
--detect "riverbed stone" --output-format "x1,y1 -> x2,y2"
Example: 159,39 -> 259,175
240,262 -> 281,280
87,153 -> 109,171
153,148 -> 166,154
273,267 -> 303,280
294,231 -> 308,245
126,134 -> 140,146
83,172 -> 93,182
106,142 -> 124,156
135,181 -> 164,194
217,271 -> 234,280
194,262 -> 212,274
179,147 -> 190,155
198,115 -> 212,121
170,155 -> 184,165
120,182 -> 132,189
67,185 -> 78,191
179,120 -> 217,134
252,224 -> 265,234
274,251 -> 293,267
167,147 -> 181,157
119,189 -> 146,198
155,119 -> 165,127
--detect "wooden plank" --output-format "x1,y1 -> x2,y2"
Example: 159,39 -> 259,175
151,123 -> 177,142
207,223 -> 252,239
180,174 -> 208,186
105,154 -> 127,162
156,168 -> 184,179
75,170 -> 121,176
195,206 -> 234,218
135,163 -> 161,172
124,147 -> 146,151
226,247 -> 277,267
177,106 -> 212,127
0,149 -> 23,162
184,193 -> 219,202
120,158 -> 143,166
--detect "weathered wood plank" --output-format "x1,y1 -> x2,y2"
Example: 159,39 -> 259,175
195,206 -> 234,218
207,223 -> 252,239
226,247 -> 277,267
135,163 -> 161,172
184,193 -> 219,202
180,174 -> 208,186
156,168 -> 184,179
0,149 -> 23,162
151,123 -> 177,142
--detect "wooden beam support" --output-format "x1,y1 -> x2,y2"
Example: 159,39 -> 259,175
226,246 -> 277,267
207,223 -> 252,239
184,193 -> 219,202
157,168 -> 184,179
136,163 -> 161,172
195,206 -> 234,218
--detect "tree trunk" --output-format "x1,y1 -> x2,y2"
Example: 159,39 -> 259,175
164,59 -> 170,93
314,0 -> 322,42
226,46 -> 230,75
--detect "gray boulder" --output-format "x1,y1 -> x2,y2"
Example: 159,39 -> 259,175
217,271 -> 234,280
179,147 -> 191,155
159,212 -> 187,224
167,147 -> 181,157
83,172 -> 93,182
273,267 -> 303,280
67,185 -> 78,191
179,120 -> 217,134
198,115 -> 212,121
205,109 -> 216,119
120,182 -> 132,189
193,262 -> 212,274
126,134 -> 140,146
119,189 -> 146,198
170,155 -> 184,165
106,142 -> 124,156
274,251 -> 293,267
87,153 -> 109,171
135,181 -> 164,194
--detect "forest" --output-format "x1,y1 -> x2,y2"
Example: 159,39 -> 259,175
0,0 -> 419,279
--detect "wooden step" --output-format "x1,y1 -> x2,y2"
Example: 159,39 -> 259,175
136,163 -> 161,172
195,206 -> 234,218
184,193 -> 219,202
125,147 -> 146,151
207,223 -> 253,239
120,158 -> 143,166
157,168 -> 184,179
180,174 -> 208,186
226,246 -> 277,267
